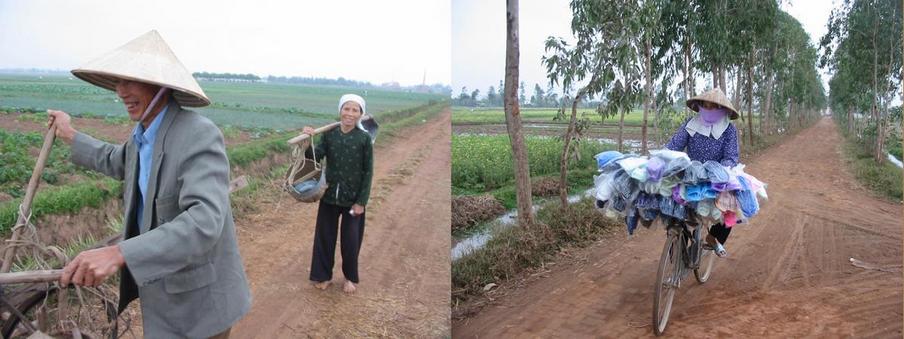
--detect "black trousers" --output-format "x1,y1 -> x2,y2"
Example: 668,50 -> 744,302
709,223 -> 732,245
309,202 -> 366,283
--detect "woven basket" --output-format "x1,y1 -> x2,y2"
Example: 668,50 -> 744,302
284,140 -> 326,203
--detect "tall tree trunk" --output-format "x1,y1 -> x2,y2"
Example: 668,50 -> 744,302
848,108 -> 854,135
560,91 -> 585,207
642,37 -> 653,154
763,72 -> 774,135
719,65 -> 727,92
558,61 -> 601,207
788,98 -> 794,130
686,40 -> 695,101
733,66 -> 743,109
746,57 -> 754,146
684,39 -> 693,114
712,69 -> 719,90
872,18 -> 883,163
504,0 -> 533,225
618,109 -> 626,153
758,73 -> 765,134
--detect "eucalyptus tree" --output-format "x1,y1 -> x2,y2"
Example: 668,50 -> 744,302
504,0 -> 534,225
543,0 -> 645,206
821,0 -> 902,162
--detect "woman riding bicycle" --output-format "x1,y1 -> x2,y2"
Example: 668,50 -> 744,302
664,88 -> 740,258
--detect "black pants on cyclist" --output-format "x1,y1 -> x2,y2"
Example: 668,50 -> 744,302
709,223 -> 731,244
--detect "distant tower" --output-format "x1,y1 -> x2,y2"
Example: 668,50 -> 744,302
422,69 -> 427,86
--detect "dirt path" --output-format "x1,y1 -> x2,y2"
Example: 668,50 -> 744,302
231,109 -> 451,338
453,117 -> 902,338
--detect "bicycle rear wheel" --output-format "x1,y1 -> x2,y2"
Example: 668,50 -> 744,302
653,232 -> 681,336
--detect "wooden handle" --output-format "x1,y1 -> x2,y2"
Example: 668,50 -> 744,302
0,269 -> 63,284
1,126 -> 56,273
287,121 -> 340,145
287,115 -> 374,145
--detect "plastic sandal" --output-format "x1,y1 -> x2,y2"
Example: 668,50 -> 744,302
712,242 -> 728,257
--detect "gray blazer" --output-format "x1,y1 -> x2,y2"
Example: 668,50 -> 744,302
71,101 -> 251,338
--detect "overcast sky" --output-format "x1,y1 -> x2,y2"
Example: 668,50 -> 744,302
451,0 -> 837,98
0,0 -> 451,86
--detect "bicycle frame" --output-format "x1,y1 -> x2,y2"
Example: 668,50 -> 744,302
653,217 -> 715,336
665,218 -> 705,272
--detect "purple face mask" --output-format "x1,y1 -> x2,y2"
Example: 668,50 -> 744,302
699,107 -> 726,126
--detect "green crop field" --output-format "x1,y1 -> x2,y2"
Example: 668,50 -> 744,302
0,73 -> 447,238
452,134 -> 610,194
0,74 -> 445,129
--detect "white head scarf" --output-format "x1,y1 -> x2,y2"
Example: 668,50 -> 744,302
338,94 -> 368,132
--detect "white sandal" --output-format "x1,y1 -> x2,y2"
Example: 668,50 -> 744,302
712,242 -> 727,257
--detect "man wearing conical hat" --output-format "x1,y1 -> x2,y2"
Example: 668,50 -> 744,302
665,88 -> 740,258
48,30 -> 250,338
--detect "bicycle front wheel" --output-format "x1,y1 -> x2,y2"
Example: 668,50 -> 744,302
694,245 -> 716,283
653,232 -> 681,336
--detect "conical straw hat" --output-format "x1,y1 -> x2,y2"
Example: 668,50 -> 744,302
72,30 -> 210,107
686,88 -> 739,120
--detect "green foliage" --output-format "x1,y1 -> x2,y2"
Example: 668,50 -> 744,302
0,131 -> 42,187
220,125 -> 243,140
821,0 -> 902,158
887,126 -> 902,159
0,130 -> 78,195
15,111 -> 48,123
843,139 -> 903,201
541,0 -> 824,144
226,132 -> 294,168
0,178 -> 121,234
452,134 -> 607,192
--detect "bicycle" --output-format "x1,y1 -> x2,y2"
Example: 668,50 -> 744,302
652,217 -> 716,336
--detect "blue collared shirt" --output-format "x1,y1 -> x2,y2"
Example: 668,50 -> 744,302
132,106 -> 169,228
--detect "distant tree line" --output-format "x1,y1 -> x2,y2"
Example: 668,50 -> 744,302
269,76 -> 451,94
191,72 -> 451,95
452,80 -> 599,108
193,72 -> 261,81
266,75 -> 374,87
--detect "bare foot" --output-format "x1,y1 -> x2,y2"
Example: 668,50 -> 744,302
313,281 -> 331,290
343,281 -> 357,294
705,234 -> 716,246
